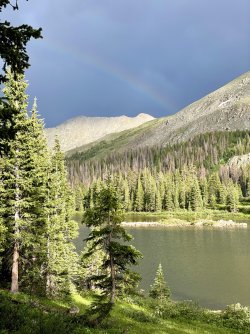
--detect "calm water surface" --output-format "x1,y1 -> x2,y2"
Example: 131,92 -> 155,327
75,220 -> 250,309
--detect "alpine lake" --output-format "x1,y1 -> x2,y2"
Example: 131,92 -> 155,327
74,213 -> 250,310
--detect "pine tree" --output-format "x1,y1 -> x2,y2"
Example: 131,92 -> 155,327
200,178 -> 208,207
164,187 -> 174,211
0,161 -> 7,264
208,173 -> 221,204
149,263 -> 170,303
134,177 -> 144,211
0,69 -> 36,293
45,139 -> 79,297
155,189 -> 162,212
74,184 -> 85,212
219,184 -> 227,205
123,179 -> 131,211
78,239 -> 105,291
83,182 -> 142,322
209,194 -> 217,209
226,184 -> 240,213
19,98 -> 52,294
190,179 -> 203,211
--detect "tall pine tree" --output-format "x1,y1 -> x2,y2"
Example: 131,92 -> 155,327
45,139 -> 78,297
0,70 -> 51,294
83,182 -> 142,322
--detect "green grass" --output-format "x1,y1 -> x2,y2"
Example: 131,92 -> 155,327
0,290 -> 249,334
125,208 -> 250,223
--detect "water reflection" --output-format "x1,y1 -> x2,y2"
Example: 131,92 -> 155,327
127,226 -> 250,309
74,212 -> 250,309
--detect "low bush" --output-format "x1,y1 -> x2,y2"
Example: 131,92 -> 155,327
222,303 -> 250,330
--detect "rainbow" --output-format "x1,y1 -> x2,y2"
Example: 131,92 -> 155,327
43,40 -> 176,112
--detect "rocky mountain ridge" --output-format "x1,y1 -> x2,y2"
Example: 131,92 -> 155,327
127,71 -> 250,148
66,71 -> 250,158
45,113 -> 154,152
47,71 -> 250,155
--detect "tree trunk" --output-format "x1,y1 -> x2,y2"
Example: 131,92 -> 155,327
108,211 -> 116,304
110,252 -> 116,304
11,151 -> 20,294
11,241 -> 19,293
46,233 -> 52,296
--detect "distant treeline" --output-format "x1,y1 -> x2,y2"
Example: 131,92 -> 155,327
67,131 -> 250,186
73,165 -> 250,213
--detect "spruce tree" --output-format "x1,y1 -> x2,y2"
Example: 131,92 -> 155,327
0,161 -> 7,263
200,178 -> 208,207
190,179 -> 203,211
149,263 -> 170,303
164,187 -> 174,211
74,184 -> 85,212
83,182 -> 142,321
155,189 -> 162,212
123,179 -> 131,211
1,69 -> 34,293
134,177 -> 144,211
226,184 -> 240,213
0,75 -> 52,294
45,139 -> 79,297
78,239 -> 105,291
208,173 -> 221,204
18,98 -> 51,293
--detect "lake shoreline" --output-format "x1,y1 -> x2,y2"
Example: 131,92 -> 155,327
122,219 -> 248,228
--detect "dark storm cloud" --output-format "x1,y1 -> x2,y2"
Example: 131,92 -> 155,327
2,0 -> 250,126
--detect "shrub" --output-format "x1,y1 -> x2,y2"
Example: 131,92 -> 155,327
222,303 -> 250,330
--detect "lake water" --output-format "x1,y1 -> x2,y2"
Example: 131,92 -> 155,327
75,220 -> 250,310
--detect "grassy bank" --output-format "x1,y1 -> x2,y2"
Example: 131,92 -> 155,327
0,290 -> 249,334
125,208 -> 250,224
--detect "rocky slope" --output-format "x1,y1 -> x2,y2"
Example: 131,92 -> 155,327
124,71 -> 250,148
67,71 -> 250,158
45,113 -> 154,152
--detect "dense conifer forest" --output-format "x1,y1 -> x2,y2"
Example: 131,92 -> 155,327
81,166 -> 244,214
68,131 -> 250,215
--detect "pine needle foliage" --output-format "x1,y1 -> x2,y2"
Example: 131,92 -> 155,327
83,182 -> 142,322
149,263 -> 171,303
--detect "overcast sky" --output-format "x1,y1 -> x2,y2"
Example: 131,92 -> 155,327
3,0 -> 250,127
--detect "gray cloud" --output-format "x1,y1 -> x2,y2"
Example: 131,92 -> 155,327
2,0 -> 250,126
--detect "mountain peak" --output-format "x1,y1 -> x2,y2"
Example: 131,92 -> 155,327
45,113 -> 154,152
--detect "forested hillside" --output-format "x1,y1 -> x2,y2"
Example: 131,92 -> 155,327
67,130 -> 250,185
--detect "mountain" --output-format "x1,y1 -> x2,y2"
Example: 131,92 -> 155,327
139,71 -> 250,146
45,113 -> 154,152
67,71 -> 250,159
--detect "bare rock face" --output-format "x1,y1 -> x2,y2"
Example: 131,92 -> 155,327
45,113 -> 154,152
135,71 -> 250,147
45,71 -> 250,155
227,153 -> 250,168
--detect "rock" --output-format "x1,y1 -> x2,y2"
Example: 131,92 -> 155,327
68,306 -> 80,315
227,153 -> 250,168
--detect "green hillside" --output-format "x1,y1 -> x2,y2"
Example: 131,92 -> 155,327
1,289 -> 248,334
67,130 -> 250,184
65,118 -> 163,159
